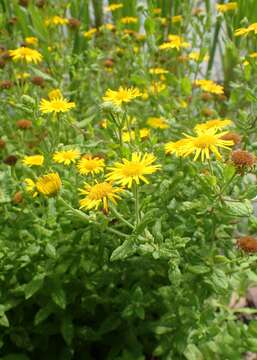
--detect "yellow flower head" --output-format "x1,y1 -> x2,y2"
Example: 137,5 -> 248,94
9,47 -> 42,63
235,22 -> 257,37
103,86 -> 141,107
53,149 -> 80,166
147,117 -> 169,129
149,67 -> 168,75
120,17 -> 138,24
40,96 -> 75,114
140,128 -> 150,139
48,88 -> 62,100
100,23 -> 115,31
188,52 -> 209,62
122,128 -> 150,142
25,37 -> 38,46
195,79 -> 224,95
79,181 -> 123,212
106,152 -> 161,188
104,3 -> 123,12
24,178 -> 38,197
195,119 -> 232,133
36,172 -> 62,197
83,28 -> 97,38
172,15 -> 183,23
159,35 -> 190,51
216,2 -> 238,13
45,16 -> 68,26
22,155 -> 44,167
149,82 -> 166,94
77,155 -> 105,175
165,139 -> 191,156
172,129 -> 234,161
16,72 -> 30,80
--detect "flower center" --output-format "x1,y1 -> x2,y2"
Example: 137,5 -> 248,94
194,135 -> 216,148
89,183 -> 112,200
122,162 -> 144,176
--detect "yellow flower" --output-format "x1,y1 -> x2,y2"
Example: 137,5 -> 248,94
22,155 -> 44,167
36,173 -> 62,197
83,28 -> 97,38
195,79 -> 224,95
159,35 -> 190,51
77,155 -> 105,175
48,88 -> 62,100
16,72 -> 30,80
165,139 -> 190,156
195,119 -> 232,133
100,119 -> 108,128
188,52 -> 209,62
171,130 -> 234,161
25,37 -> 38,46
149,67 -> 168,75
45,16 -> 68,26
172,15 -> 183,23
106,152 -> 161,188
103,86 -> 141,106
235,22 -> 257,37
122,128 -> 150,142
147,117 -> 169,129
53,149 -> 80,165
100,23 -> 115,31
24,178 -> 38,197
149,82 -> 166,94
9,47 -> 42,63
216,2 -> 238,13
120,17 -> 138,24
104,3 -> 123,12
79,181 -> 123,212
39,96 -> 75,114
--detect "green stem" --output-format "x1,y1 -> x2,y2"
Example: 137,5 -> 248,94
133,182 -> 140,226
109,204 -> 135,230
58,197 -> 129,238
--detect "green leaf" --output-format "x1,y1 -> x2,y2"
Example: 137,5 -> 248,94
61,316 -> 74,346
110,239 -> 136,261
45,243 -> 56,259
0,313 -> 9,327
34,304 -> 54,325
224,199 -> 253,217
181,77 -> 192,96
184,344 -> 204,360
51,287 -> 66,309
211,269 -> 228,291
187,265 -> 210,274
23,276 -> 44,300
0,355 -> 30,360
223,164 -> 236,183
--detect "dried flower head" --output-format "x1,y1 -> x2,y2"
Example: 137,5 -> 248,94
0,139 -> 6,149
68,18 -> 81,28
12,191 -> 23,204
0,80 -> 13,89
231,149 -> 255,169
237,236 -> 257,253
31,76 -> 45,87
221,132 -> 241,146
16,119 -> 32,129
4,155 -> 18,166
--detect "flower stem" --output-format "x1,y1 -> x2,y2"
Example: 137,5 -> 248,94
109,204 -> 135,230
133,183 -> 140,226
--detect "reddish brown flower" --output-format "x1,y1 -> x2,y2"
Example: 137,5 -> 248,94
0,139 -> 6,149
0,80 -> 13,89
201,93 -> 212,102
12,191 -> 23,204
19,0 -> 29,7
202,108 -> 214,117
104,58 -> 114,68
237,236 -> 257,253
16,119 -> 32,129
31,76 -> 45,87
221,132 -> 241,146
231,149 -> 255,168
36,0 -> 46,8
3,155 -> 18,166
68,18 -> 81,29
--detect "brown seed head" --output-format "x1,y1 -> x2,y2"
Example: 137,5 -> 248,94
201,93 -> 212,101
68,18 -> 81,29
237,236 -> 257,253
19,0 -> 29,7
104,58 -> 114,68
12,191 -> 23,204
202,108 -> 214,117
16,119 -> 32,129
0,139 -> 6,149
3,155 -> 18,166
36,0 -> 46,8
31,76 -> 45,87
0,80 -> 13,89
221,132 -> 241,146
231,149 -> 255,168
